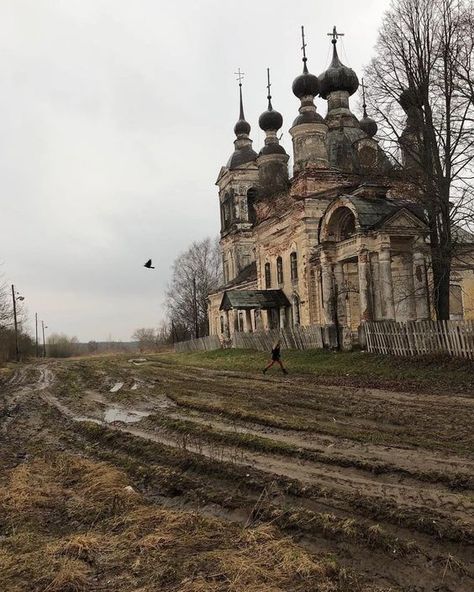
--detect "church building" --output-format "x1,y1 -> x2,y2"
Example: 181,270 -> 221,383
208,27 -> 474,345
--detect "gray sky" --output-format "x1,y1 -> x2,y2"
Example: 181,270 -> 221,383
0,0 -> 390,342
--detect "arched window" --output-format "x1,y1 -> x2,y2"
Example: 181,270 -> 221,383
247,188 -> 258,225
325,207 -> 356,241
220,316 -> 225,334
290,252 -> 298,282
292,294 -> 301,325
265,262 -> 271,289
277,256 -> 283,284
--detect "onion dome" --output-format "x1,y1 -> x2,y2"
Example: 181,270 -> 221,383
260,142 -> 287,156
226,73 -> 258,170
234,80 -> 251,136
399,87 -> 422,113
318,27 -> 359,99
359,78 -> 378,137
259,68 -> 283,132
360,114 -> 377,137
293,27 -> 319,98
293,63 -> 319,98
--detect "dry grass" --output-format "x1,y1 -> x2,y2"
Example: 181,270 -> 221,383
0,454 -> 376,592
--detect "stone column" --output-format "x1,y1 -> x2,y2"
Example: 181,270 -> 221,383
225,310 -> 230,337
279,306 -> 287,329
244,309 -> 253,333
358,249 -> 372,322
378,246 -> 395,320
321,259 -> 335,325
403,253 -> 417,321
413,250 -> 429,320
333,262 -> 346,326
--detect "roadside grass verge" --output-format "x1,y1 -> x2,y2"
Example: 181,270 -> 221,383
0,451 -> 370,592
154,349 -> 474,394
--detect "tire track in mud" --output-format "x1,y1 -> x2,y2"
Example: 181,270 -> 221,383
10,362 -> 474,592
35,364 -> 474,529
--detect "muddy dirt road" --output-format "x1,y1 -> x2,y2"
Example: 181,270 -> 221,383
1,356 -> 473,591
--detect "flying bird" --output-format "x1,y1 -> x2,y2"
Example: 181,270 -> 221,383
144,259 -> 155,269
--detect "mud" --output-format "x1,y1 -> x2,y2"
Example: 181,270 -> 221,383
1,358 -> 473,591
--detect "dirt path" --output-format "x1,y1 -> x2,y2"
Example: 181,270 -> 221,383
2,359 -> 474,592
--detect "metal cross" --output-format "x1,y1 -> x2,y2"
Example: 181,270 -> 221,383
328,25 -> 344,43
266,67 -> 272,99
361,78 -> 367,105
234,68 -> 245,86
301,25 -> 307,60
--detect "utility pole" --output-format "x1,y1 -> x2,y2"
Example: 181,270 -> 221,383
11,284 -> 19,362
42,321 -> 47,358
192,276 -> 198,339
35,313 -> 39,358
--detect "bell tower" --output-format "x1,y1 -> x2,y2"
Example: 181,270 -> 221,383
216,70 -> 259,284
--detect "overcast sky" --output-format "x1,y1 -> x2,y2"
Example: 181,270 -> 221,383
0,0 -> 390,342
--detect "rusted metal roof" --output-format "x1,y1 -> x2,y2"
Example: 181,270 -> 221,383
219,289 -> 290,311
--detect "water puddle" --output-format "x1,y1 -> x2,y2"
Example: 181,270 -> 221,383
110,382 -> 124,393
103,407 -> 151,424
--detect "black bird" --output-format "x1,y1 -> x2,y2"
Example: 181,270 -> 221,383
144,259 -> 155,269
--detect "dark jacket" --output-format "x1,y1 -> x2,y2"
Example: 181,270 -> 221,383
271,346 -> 281,361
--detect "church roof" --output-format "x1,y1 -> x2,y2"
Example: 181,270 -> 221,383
223,261 -> 257,289
220,289 -> 290,311
341,194 -> 427,230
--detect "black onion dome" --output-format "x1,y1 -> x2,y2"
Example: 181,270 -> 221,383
360,115 -> 378,137
234,118 -> 251,135
233,83 -> 251,136
259,143 -> 287,156
259,106 -> 283,131
292,110 -> 324,127
227,145 -> 258,169
318,45 -> 359,99
292,66 -> 319,98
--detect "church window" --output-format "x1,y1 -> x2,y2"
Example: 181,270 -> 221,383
238,312 -> 245,332
277,256 -> 283,284
220,316 -> 225,334
265,262 -> 271,288
326,207 -> 356,241
449,284 -> 463,319
290,252 -> 298,282
247,188 -> 258,225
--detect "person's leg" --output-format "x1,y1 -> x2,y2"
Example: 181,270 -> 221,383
277,360 -> 288,374
263,360 -> 275,373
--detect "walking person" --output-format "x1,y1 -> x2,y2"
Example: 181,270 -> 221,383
263,340 -> 288,374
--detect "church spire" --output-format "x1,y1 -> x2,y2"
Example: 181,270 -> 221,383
226,68 -> 257,170
233,68 -> 251,137
359,78 -> 378,137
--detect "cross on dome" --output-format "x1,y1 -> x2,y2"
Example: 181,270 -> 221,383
327,25 -> 344,44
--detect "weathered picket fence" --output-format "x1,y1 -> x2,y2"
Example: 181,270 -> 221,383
174,334 -> 221,353
365,320 -> 474,359
233,325 -> 326,351
174,325 -> 330,353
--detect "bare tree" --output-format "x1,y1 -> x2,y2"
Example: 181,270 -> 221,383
47,333 -> 79,358
167,237 -> 222,340
131,327 -> 158,350
365,0 -> 474,319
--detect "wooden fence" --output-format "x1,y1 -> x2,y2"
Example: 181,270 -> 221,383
174,334 -> 222,353
365,320 -> 474,359
233,325 -> 326,351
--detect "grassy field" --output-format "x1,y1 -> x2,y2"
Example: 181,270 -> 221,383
156,348 -> 474,393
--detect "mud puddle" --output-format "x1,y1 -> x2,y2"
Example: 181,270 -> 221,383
104,407 -> 151,424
